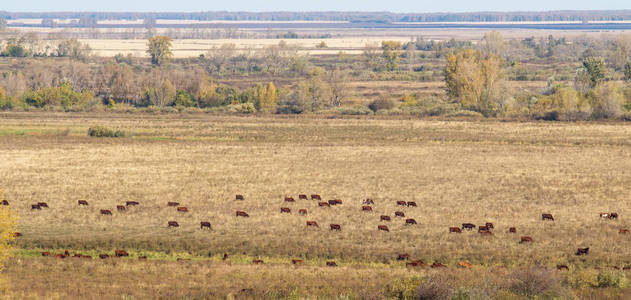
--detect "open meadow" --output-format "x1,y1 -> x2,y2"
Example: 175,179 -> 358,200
1,112 -> 631,298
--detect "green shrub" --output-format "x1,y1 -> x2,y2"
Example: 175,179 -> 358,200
87,126 -> 125,138
384,277 -> 422,300
595,271 -> 628,288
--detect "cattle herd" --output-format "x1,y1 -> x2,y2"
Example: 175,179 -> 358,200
2,195 -> 627,270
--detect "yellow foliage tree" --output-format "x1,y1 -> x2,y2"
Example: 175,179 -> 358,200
0,189 -> 16,292
146,36 -> 173,66
254,82 -> 278,113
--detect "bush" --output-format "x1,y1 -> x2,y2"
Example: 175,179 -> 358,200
504,268 -> 566,298
368,98 -> 395,112
384,277 -> 422,300
230,103 -> 256,114
87,126 -> 125,138
533,110 -> 559,121
334,105 -> 373,115
414,274 -> 453,300
444,110 -> 485,118
595,271 -> 628,288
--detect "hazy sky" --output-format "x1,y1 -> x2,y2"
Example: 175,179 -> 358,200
3,0 -> 630,13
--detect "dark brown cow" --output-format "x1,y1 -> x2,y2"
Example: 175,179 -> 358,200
556,265 -> 569,271
54,254 -> 66,259
406,261 -> 423,267
100,209 -> 112,215
64,250 -> 70,257
326,261 -> 337,267
298,194 -> 308,200
73,253 -> 83,258
405,218 -> 417,225
478,226 -> 489,232
396,201 -> 406,206
362,206 -> 373,212
485,222 -> 494,229
236,211 -> 249,217
200,221 -> 211,229
126,201 -> 139,206
395,211 -> 405,217
167,202 -> 180,207
37,202 -> 48,208
78,200 -> 89,206
462,223 -> 476,230
222,253 -> 228,260
397,253 -> 410,260
380,215 -> 391,221
138,256 -> 147,260
31,204 -> 41,210
306,221 -> 319,227
177,206 -> 188,212
176,258 -> 190,262
285,197 -> 296,202
542,213 -> 554,221
116,205 -> 126,212
576,247 -> 590,256
620,228 -> 629,234
298,209 -> 307,215
407,201 -> 417,207
363,199 -> 374,205
291,259 -> 303,265
99,254 -> 109,259
236,195 -> 244,201
168,221 -> 179,227
41,251 -> 50,256
449,227 -> 461,233
1,200 -> 8,205
609,212 -> 619,220
431,262 -> 447,268
509,227 -> 517,233
12,232 -> 22,237
330,224 -> 341,231
318,202 -> 330,207
115,250 -> 129,257
328,200 -> 337,206
378,225 -> 390,232
520,236 -> 533,243
479,231 -> 494,236
329,199 -> 343,205
280,207 -> 291,213
252,259 -> 264,264
311,194 -> 321,201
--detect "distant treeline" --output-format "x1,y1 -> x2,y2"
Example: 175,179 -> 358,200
2,10 -> 631,23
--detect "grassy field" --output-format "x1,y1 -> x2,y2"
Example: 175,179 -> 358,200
2,112 -> 631,298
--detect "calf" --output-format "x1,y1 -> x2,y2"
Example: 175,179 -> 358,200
116,205 -> 126,212
462,223 -> 476,230
1,200 -> 8,205
285,197 -> 296,202
520,236 -> 533,243
115,250 -> 129,257
485,222 -> 494,229
458,261 -> 472,268
99,254 -> 109,259
291,259 -> 303,265
330,224 -> 341,231
361,206 -> 373,212
298,194 -> 308,200
405,218 -> 417,225
395,211 -> 405,217
407,201 -> 417,207
380,215 -> 391,222
37,202 -> 48,208
378,225 -> 390,232
167,202 -> 180,207
363,199 -> 374,205
235,195 -> 244,201
280,207 -> 291,213
167,221 -> 179,227
78,200 -> 89,206
557,265 -> 569,271
576,247 -> 589,256
100,209 -> 112,215
431,262 -> 447,268
236,211 -> 249,217
326,261 -> 337,267
318,202 -> 330,207
396,201 -> 407,206
306,221 -> 319,227
311,194 -> 321,201
31,204 -> 41,210
200,221 -> 211,229
41,251 -> 50,256
449,227 -> 461,233
298,209 -> 307,215
542,213 -> 554,221
252,259 -> 264,264
126,201 -> 139,206
397,253 -> 410,260
509,227 -> 517,233
176,206 -> 188,212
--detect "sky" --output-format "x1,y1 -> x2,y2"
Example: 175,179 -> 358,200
2,0 -> 630,13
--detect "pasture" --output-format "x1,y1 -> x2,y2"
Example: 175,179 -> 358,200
2,112 -> 631,298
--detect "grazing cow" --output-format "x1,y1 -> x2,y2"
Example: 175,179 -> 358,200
362,206 -> 373,212
363,199 -> 374,205
485,222 -> 494,229
620,229 -> 629,234
396,201 -> 407,206
31,204 -> 41,210
236,195 -> 244,201
176,206 -> 188,212
326,261 -> 337,267
328,200 -> 337,206
168,221 -> 179,227
311,195 -> 321,201
64,250 -> 70,257
115,250 -> 129,257
298,194 -> 308,200
479,231 -> 494,236
252,259 -> 264,264
378,225 -> 390,232
458,261 -> 472,268
37,202 -> 48,208
395,211 -> 405,217
116,205 -> 126,212
520,236 -> 533,243
576,248 -> 590,256
99,254 -> 109,259
54,254 -> 66,259
285,197 -> 295,202
330,224 -> 341,231
406,261 -> 422,267
478,226 -> 489,232
1,200 -> 8,205
78,200 -> 88,206
509,227 -> 517,233
73,254 -> 82,258
405,219 -> 417,225
100,209 -> 112,215
280,207 -> 291,213
126,201 -> 139,206
12,232 -> 22,237
609,212 -> 619,220
298,209 -> 307,215
410,260 -> 427,267
318,202 -> 330,207
306,221 -> 319,227
222,253 -> 228,260
556,265 -> 569,271
167,202 -> 180,207
333,199 -> 343,205
462,223 -> 476,230
542,213 -> 554,221
397,253 -> 410,260
600,212 -> 610,218
41,251 -> 50,256
624,266 -> 631,271
431,262 -> 447,268
200,221 -> 211,229
407,201 -> 417,207
380,215 -> 391,221
138,256 -> 147,260
236,211 -> 249,217
291,259 -> 303,265
449,227 -> 461,233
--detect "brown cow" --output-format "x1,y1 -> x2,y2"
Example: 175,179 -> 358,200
609,212 -> 619,220
31,204 -> 41,210
54,254 -> 66,259
222,253 -> 228,260
363,199 -> 374,205
115,250 -> 129,257
100,209 -> 112,215
509,227 -> 517,233
378,225 -> 390,232
458,261 -> 472,268
326,261 -> 337,267
78,200 -> 88,206
620,228 -> 629,234
406,261 -> 424,268
362,206 -> 373,212
542,213 -> 554,221
298,209 -> 307,215
311,194 -> 321,200
126,201 -> 139,206
557,265 -> 569,271
330,224 -> 341,231
485,222 -> 494,229
520,236 -> 533,243
99,254 -> 109,259
84,255 -> 92,259
380,215 -> 391,221
12,232 -> 22,237
285,197 -> 296,202
177,206 -> 188,212
1,200 -> 8,205
306,221 -> 319,227
200,221 -> 211,229
116,205 -> 126,212
395,211 -> 405,217
252,259 -> 264,264
318,202 -> 330,207
73,253 -> 83,258
291,259 -> 303,265
576,248 -> 589,256
37,202 -> 48,208
236,211 -> 249,217
331,199 -> 343,205
298,194 -> 308,200
280,207 -> 291,213
407,201 -> 417,207
168,221 -> 179,227
405,218 -> 417,225
138,256 -> 147,260
41,251 -> 50,256
167,202 -> 180,207
462,223 -> 476,230
176,258 -> 190,262
396,201 -> 406,206
479,231 -> 494,236
431,262 -> 447,268
235,195 -> 244,201
478,226 -> 489,232
397,253 -> 410,260
449,227 -> 461,233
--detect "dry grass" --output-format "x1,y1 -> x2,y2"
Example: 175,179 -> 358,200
2,112 -> 631,297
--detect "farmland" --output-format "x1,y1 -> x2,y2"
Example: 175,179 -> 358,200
1,112 -> 631,298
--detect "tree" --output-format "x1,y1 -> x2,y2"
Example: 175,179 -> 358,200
405,39 -> 417,71
362,43 -> 381,71
325,67 -> 348,107
0,189 -> 17,292
611,35 -> 631,70
146,77 -> 176,108
482,31 -> 505,57
254,82 -> 278,113
624,61 -> 631,82
589,82 -> 624,118
205,43 -> 236,74
579,56 -> 607,89
147,36 -> 173,66
57,39 -> 91,59
382,41 -> 402,71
